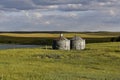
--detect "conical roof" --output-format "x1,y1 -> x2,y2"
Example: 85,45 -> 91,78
59,36 -> 68,40
56,34 -> 68,40
72,35 -> 83,40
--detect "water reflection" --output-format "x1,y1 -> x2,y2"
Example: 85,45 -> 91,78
0,44 -> 41,49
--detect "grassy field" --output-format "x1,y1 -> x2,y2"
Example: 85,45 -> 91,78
0,32 -> 120,38
0,42 -> 120,80
0,32 -> 119,44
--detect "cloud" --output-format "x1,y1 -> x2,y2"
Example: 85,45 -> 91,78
0,0 -> 120,31
0,0 -> 118,11
0,0 -> 35,10
0,0 -> 114,13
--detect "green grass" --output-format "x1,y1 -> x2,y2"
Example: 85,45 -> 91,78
0,42 -> 120,80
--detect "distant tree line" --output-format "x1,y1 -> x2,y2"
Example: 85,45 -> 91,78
111,36 -> 120,42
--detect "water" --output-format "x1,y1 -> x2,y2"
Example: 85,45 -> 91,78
0,44 -> 41,49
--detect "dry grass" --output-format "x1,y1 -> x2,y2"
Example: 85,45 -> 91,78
0,32 -> 119,38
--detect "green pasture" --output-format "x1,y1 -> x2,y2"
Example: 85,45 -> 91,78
0,42 -> 120,80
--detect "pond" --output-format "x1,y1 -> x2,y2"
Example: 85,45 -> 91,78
0,44 -> 41,49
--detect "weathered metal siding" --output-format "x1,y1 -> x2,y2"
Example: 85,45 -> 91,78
71,36 -> 85,50
57,40 -> 70,50
52,34 -> 70,50
81,40 -> 85,49
52,39 -> 70,50
52,34 -> 85,50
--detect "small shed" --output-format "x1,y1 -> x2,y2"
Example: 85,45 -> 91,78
52,34 -> 70,50
71,35 -> 85,50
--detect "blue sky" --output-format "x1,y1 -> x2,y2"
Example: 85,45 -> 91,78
0,0 -> 120,31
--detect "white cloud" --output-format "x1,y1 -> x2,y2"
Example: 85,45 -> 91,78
47,5 -> 58,9
109,9 -> 116,16
0,0 -> 120,31
45,21 -> 51,25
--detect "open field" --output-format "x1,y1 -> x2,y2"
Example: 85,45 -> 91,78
0,32 -> 119,44
0,42 -> 120,80
0,32 -> 120,38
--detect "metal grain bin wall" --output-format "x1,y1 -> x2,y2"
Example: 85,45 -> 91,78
71,36 -> 85,50
52,34 -> 70,50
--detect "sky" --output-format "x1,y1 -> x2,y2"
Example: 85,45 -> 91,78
0,0 -> 120,31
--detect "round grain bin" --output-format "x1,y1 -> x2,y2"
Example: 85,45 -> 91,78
52,34 -> 70,50
71,35 -> 85,50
